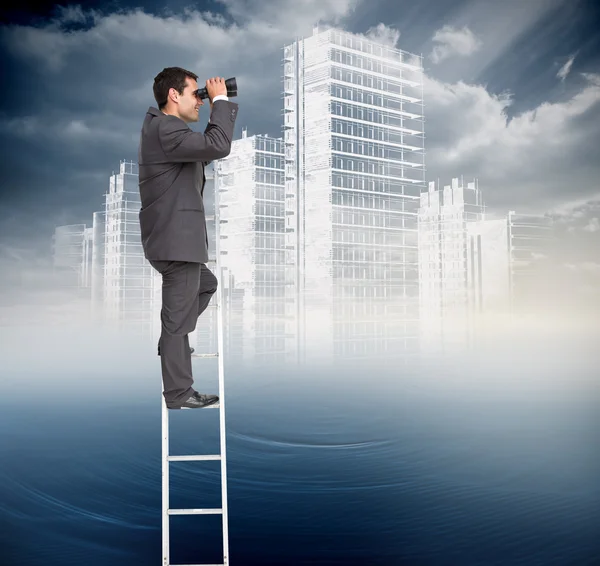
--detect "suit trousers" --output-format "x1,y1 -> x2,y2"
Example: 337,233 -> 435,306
148,260 -> 218,406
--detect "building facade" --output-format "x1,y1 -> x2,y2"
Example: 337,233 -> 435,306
52,224 -> 92,290
507,211 -> 553,312
466,218 -> 511,316
214,132 -> 286,362
418,177 -> 485,350
103,160 -> 156,336
282,26 -> 426,360
90,211 -> 106,321
467,211 -> 553,319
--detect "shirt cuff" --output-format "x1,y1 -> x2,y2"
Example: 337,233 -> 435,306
212,94 -> 229,103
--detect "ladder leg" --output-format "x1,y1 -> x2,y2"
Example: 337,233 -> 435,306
162,395 -> 170,565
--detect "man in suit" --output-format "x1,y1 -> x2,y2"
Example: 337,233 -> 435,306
138,67 -> 238,409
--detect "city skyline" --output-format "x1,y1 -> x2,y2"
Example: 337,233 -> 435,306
43,24 -> 570,360
49,164 -> 551,334
1,2 -> 599,326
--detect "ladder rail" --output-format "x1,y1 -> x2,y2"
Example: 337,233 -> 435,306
161,381 -> 170,565
214,161 -> 230,565
216,264 -> 230,565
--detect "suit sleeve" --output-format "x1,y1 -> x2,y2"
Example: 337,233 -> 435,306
202,122 -> 216,167
158,100 -> 238,163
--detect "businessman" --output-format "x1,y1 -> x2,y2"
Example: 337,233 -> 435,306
138,67 -> 238,409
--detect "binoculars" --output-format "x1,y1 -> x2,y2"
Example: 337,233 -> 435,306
194,77 -> 237,100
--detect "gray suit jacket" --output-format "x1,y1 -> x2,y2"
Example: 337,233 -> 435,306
138,100 -> 238,263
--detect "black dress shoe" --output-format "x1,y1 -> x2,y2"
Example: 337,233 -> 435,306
167,392 -> 219,410
157,345 -> 195,356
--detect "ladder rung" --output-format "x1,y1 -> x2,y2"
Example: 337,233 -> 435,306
168,455 -> 221,461
168,508 -> 223,515
191,352 -> 219,358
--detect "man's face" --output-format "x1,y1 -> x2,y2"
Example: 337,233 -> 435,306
174,77 -> 204,123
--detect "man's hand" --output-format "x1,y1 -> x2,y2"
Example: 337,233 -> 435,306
206,77 -> 227,110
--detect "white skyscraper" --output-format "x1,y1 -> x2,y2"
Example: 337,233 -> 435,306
507,211 -> 553,312
103,160 -> 156,336
282,26 -> 425,360
91,210 -> 106,321
52,224 -> 90,289
214,131 -> 286,362
418,177 -> 485,350
467,211 -> 553,320
466,218 -> 511,316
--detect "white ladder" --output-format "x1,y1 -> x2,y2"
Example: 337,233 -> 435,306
160,258 -> 230,566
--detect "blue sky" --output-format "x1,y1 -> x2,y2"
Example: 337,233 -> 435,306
0,0 -> 599,298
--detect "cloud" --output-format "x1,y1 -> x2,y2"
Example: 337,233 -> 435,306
422,71 -> 600,213
216,0 -> 359,27
1,1 -> 357,76
2,9 -> 237,73
0,114 -> 39,137
582,217 -> 600,233
362,23 -> 400,48
421,0 -> 569,83
548,194 -> 600,221
0,1 -> 360,129
557,52 -> 577,82
581,72 -> 600,87
429,25 -> 482,64
53,4 -> 94,25
0,111 -> 137,153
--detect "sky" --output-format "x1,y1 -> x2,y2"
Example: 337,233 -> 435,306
0,0 -> 599,306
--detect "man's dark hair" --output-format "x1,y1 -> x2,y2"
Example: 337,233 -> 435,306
153,67 -> 198,109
